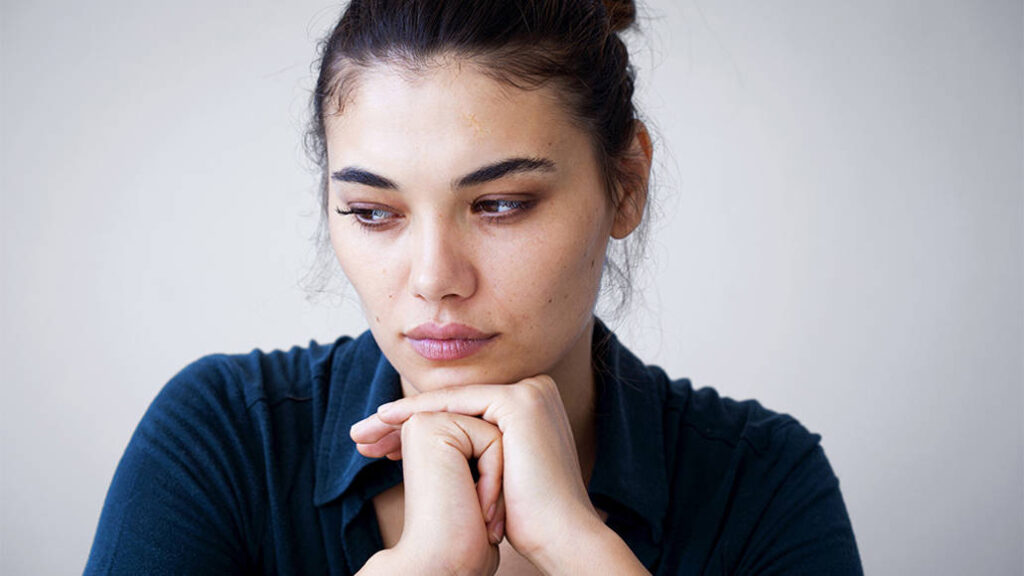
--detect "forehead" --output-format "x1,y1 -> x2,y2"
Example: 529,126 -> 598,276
323,60 -> 590,176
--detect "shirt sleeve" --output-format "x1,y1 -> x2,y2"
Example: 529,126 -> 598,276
84,355 -> 264,575
736,422 -> 863,576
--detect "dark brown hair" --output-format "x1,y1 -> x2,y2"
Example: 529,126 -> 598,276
305,0 -> 649,309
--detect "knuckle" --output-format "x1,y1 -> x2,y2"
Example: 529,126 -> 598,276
401,412 -> 434,436
533,374 -> 558,393
403,412 -> 468,448
404,411 -> 428,427
524,374 -> 556,393
514,380 -> 549,410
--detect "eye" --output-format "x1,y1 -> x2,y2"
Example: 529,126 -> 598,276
335,205 -> 401,228
472,198 -> 535,217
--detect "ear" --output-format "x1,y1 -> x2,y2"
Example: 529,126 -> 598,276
611,120 -> 653,240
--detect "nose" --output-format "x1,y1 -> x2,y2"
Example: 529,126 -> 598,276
408,218 -> 477,302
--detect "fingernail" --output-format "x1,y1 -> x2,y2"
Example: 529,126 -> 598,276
377,401 -> 394,414
486,503 -> 496,523
491,520 -> 504,544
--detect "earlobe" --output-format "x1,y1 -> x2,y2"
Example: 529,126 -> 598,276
611,120 -> 653,240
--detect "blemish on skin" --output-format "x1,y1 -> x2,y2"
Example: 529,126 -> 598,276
375,316 -> 381,323
547,298 -> 553,304
387,293 -> 393,300
463,112 -> 491,137
590,258 -> 596,269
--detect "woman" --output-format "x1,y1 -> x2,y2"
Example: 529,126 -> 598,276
86,0 -> 862,574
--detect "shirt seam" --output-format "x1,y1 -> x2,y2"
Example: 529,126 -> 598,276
676,417 -> 801,457
217,355 -> 276,568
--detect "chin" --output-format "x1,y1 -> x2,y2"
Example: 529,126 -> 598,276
398,361 -> 528,394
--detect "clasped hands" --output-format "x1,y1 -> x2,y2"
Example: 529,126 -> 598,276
349,375 -> 643,575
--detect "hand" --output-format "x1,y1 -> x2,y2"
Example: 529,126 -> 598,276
354,411 -> 505,576
351,376 -> 606,570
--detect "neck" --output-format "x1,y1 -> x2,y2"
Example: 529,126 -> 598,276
546,316 -> 599,485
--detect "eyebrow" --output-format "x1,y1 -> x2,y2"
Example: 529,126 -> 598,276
330,156 -> 556,191
331,167 -> 397,190
454,157 -> 556,188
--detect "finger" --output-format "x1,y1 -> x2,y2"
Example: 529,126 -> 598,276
476,431 -> 502,526
448,417 -> 502,529
350,413 -> 400,444
401,412 -> 502,523
487,491 -> 506,545
376,384 -> 516,425
355,428 -> 401,459
396,412 -> 503,569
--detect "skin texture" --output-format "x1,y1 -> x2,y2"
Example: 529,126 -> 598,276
326,62 -> 613,400
329,59 -> 652,575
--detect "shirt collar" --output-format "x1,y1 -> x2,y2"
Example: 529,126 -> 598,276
313,331 -> 403,507
312,321 -> 671,542
588,319 -> 670,542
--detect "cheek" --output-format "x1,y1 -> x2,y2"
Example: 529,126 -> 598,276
330,227 -> 402,320
484,216 -> 608,321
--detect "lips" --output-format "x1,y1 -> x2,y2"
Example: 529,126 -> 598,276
405,323 -> 496,361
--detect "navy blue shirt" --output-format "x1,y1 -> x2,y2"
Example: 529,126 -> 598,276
86,323 -> 862,574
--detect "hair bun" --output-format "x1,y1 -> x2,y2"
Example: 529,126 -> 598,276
603,0 -> 636,33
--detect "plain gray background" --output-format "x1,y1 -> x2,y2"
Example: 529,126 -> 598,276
2,0 -> 1022,574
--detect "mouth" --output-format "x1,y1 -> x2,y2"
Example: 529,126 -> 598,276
404,323 -> 497,361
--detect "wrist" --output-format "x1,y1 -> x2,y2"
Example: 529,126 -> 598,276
358,549 -> 405,575
365,541 -> 498,576
528,516 -> 647,575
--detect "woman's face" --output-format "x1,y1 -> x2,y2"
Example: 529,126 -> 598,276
325,61 -> 627,394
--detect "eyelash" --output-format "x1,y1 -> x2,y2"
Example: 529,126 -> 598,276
335,206 -> 397,228
472,198 -> 534,218
335,198 -> 536,229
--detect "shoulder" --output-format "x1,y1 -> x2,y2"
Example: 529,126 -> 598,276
86,335 -> 371,574
593,323 -> 822,471
595,325 -> 860,571
168,337 -> 350,403
148,335 -> 359,425
657,379 -> 861,573
128,335 -> 368,480
662,378 -> 820,460
594,323 -> 824,483
660,377 -> 828,503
